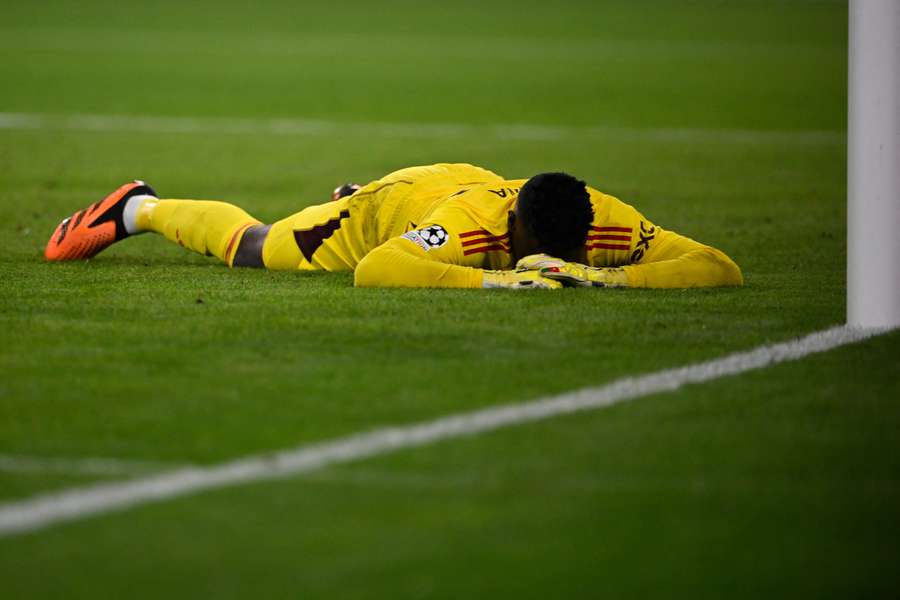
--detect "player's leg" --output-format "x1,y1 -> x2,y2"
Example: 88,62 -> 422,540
44,181 -> 262,266
233,178 -> 388,269
44,165 -> 502,266
261,195 -> 365,271
136,198 -> 262,266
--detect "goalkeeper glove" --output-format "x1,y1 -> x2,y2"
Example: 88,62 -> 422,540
482,268 -> 563,290
515,254 -> 630,288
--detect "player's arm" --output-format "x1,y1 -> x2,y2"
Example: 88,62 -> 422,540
354,230 -> 483,288
354,218 -> 558,289
619,227 -> 743,288
522,231 -> 741,289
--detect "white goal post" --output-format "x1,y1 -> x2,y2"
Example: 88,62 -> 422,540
848,0 -> 900,328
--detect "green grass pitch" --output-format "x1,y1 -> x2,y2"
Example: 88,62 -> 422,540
1,0 -> 898,597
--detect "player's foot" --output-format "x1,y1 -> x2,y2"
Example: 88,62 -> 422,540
44,180 -> 157,261
331,183 -> 361,201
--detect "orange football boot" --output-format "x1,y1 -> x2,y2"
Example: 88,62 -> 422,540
44,180 -> 157,261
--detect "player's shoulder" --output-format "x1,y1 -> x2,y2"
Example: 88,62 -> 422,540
424,181 -> 518,237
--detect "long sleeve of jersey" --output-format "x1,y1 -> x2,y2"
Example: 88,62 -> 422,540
620,228 -> 743,288
354,236 -> 483,288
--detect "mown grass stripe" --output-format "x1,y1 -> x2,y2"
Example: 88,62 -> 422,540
0,455 -> 186,477
0,112 -> 844,145
0,324 -> 889,539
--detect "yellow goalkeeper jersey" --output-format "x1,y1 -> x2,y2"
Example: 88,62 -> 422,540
259,163 -> 742,288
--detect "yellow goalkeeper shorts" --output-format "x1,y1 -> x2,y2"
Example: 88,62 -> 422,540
261,163 -> 501,271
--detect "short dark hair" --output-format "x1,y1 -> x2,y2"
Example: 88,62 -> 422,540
517,172 -> 594,257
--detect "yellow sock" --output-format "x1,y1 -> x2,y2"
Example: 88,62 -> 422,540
137,199 -> 261,266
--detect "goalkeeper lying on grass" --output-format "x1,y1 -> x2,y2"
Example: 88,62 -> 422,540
44,163 -> 742,289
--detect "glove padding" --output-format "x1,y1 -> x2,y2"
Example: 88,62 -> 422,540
482,268 -> 562,290
515,254 -> 629,288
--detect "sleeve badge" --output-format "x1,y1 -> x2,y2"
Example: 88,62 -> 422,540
402,225 -> 449,251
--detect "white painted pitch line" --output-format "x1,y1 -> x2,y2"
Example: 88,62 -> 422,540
0,112 -> 844,146
0,454 -> 187,477
0,324 -> 889,539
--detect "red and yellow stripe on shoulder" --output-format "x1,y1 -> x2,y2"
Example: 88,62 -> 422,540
460,229 -> 510,256
586,225 -> 632,251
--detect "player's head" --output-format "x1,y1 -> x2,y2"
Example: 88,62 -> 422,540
509,172 -> 594,261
